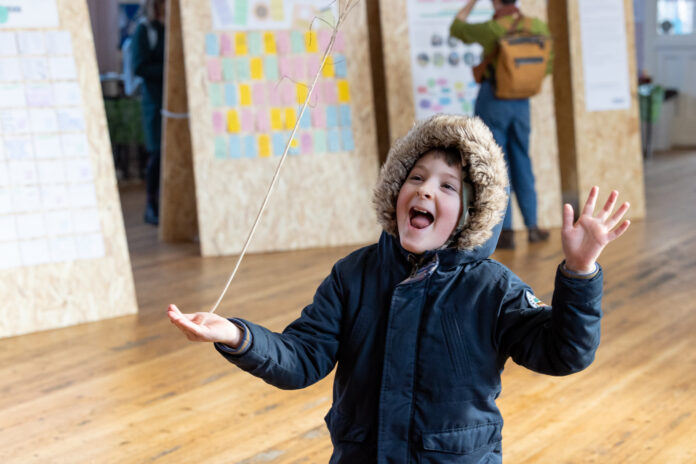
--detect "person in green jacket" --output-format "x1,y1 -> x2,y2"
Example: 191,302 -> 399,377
450,0 -> 553,249
131,0 -> 166,225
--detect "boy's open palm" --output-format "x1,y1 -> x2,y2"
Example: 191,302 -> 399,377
561,186 -> 631,273
167,304 -> 241,346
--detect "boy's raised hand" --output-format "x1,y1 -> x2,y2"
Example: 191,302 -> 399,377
561,186 -> 631,273
167,304 -> 242,346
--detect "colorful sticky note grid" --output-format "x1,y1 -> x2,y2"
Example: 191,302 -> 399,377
215,137 -> 227,159
337,80 -> 351,103
227,109 -> 241,133
326,106 -> 338,128
263,32 -> 276,54
207,58 -> 222,81
243,135 -> 257,158
258,134 -> 271,157
222,58 -> 235,80
229,135 -> 242,158
322,55 -> 335,78
220,33 -> 233,56
270,0 -> 284,21
212,111 -> 225,134
339,105 -> 352,126
314,130 -> 327,153
300,132 -> 313,153
209,84 -> 224,107
318,29 -> 332,51
247,32 -> 262,55
205,34 -> 219,55
322,81 -> 337,104
224,83 -> 237,106
275,31 -> 290,54
252,83 -> 266,106
296,83 -> 309,105
306,55 -> 320,79
250,57 -> 263,80
234,0 -> 248,26
334,54 -> 348,78
270,108 -> 283,130
334,31 -> 345,52
256,109 -> 270,131
267,81 -> 282,106
234,32 -> 248,55
290,31 -> 304,53
289,137 -> 300,155
272,132 -> 285,156
239,84 -> 252,106
341,128 -> 355,151
263,56 -> 279,81
234,57 -> 250,80
284,108 -> 297,130
305,31 -> 318,53
240,108 -> 254,132
328,128 -> 341,152
311,105 -> 326,128
299,109 -> 311,129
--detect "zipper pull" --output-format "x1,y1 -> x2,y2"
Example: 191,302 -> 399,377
407,254 -> 421,278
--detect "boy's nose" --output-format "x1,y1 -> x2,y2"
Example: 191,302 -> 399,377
417,187 -> 433,199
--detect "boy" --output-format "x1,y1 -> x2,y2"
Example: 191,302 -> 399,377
168,114 -> 630,463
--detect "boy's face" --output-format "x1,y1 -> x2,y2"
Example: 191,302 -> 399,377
396,151 -> 463,254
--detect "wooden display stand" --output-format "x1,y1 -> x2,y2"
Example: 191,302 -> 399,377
160,0 -> 381,256
374,0 -> 563,231
0,0 -> 137,338
550,0 -> 646,217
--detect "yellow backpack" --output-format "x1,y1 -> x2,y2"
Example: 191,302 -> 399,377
473,15 -> 552,100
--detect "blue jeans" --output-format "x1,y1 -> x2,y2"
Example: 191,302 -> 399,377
475,81 -> 537,230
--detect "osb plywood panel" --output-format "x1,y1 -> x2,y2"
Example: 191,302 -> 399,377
0,0 -> 137,338
160,0 -> 198,242
179,1 -> 381,256
378,0 -> 561,230
565,0 -> 646,218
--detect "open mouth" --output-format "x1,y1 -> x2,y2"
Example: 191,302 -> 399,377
409,207 -> 434,229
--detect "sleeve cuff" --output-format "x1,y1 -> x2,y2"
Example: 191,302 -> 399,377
560,261 -> 600,280
214,318 -> 252,355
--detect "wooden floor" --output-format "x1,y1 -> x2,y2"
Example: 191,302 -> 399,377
1,150 -> 695,463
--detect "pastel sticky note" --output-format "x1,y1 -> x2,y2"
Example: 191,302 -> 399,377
233,0 -> 248,26
272,132 -> 285,156
209,84 -> 224,107
334,54 -> 348,77
291,56 -> 305,80
212,111 -> 225,134
227,109 -> 241,133
240,108 -> 254,132
311,104 -> 326,128
313,130 -> 327,153
281,82 -> 295,106
341,128 -> 355,151
239,84 -> 252,105
290,31 -> 304,53
243,135 -> 257,158
224,83 -> 237,106
220,33 -> 233,56
326,105 -> 338,128
299,109 -> 311,129
306,55 -> 320,79
229,135 -> 242,158
234,32 -> 248,55
275,31 -> 290,54
322,55 -> 335,78
247,31 -> 262,55
328,128 -> 341,152
222,58 -> 235,80
263,32 -> 277,54
234,57 -> 250,80
278,56 -> 292,79
215,137 -> 227,159
305,31 -> 318,53
270,108 -> 283,130
300,132 -> 313,153
284,107 -> 297,130
256,109 -> 270,131
339,104 -> 352,126
296,83 -> 309,105
252,83 -> 266,106
289,137 -> 300,155
250,57 -> 263,80
267,81 -> 282,106
318,29 -> 332,51
258,134 -> 271,158
337,80 -> 351,103
205,33 -> 219,55
207,58 -> 222,81
322,81 -> 337,104
334,31 -> 345,52
263,56 -> 279,81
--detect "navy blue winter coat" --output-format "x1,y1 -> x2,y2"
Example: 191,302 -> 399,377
216,115 -> 603,463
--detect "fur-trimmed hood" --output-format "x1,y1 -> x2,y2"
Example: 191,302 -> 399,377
373,114 -> 508,258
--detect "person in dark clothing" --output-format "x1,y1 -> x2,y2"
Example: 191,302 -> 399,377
131,0 -> 165,225
168,115 -> 631,463
450,0 -> 554,249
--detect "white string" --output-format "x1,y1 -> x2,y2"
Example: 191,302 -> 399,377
161,109 -> 190,119
207,0 -> 360,316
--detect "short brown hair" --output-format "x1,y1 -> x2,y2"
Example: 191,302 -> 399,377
425,147 -> 462,168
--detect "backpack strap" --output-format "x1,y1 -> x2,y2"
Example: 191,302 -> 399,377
472,14 -> 524,83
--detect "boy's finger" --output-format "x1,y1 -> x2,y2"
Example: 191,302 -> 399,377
562,204 -> 574,231
608,220 -> 631,241
607,202 -> 630,229
582,186 -> 599,217
600,190 -> 619,221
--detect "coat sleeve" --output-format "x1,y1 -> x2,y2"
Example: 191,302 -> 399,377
214,264 -> 345,390
494,264 -> 603,376
131,24 -> 163,81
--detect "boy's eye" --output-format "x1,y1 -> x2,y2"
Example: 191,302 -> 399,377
443,183 -> 457,192
410,174 -> 423,181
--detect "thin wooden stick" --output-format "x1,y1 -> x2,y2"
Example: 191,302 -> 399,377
207,0 -> 360,316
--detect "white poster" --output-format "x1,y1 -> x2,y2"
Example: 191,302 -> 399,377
210,0 -> 339,31
579,0 -> 631,112
406,0 -> 494,120
0,1 -> 59,29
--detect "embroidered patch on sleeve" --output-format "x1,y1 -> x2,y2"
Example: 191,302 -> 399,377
525,290 -> 548,308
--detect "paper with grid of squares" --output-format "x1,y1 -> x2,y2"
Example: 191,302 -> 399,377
0,29 -> 104,270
